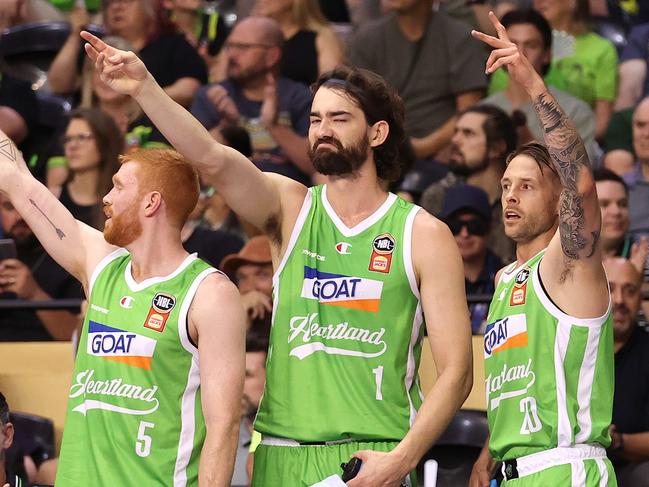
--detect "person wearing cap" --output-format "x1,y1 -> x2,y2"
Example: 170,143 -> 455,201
442,185 -> 503,334
221,236 -> 273,327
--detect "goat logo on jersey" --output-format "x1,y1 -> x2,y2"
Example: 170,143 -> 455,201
300,266 -> 383,312
87,321 -> 157,370
484,314 -> 528,358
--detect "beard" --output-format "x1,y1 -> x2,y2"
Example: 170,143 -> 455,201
448,150 -> 489,177
103,202 -> 142,247
308,135 -> 369,177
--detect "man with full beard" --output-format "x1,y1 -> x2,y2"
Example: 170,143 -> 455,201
0,143 -> 245,486
83,32 -> 473,486
420,104 -> 517,263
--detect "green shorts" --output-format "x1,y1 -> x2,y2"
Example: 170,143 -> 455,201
251,438 -> 416,487
502,451 -> 617,486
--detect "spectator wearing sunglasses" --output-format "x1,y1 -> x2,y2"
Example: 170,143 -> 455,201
441,184 -> 503,334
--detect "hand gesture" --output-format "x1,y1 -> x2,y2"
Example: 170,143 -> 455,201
346,450 -> 409,487
0,259 -> 41,299
471,12 -> 545,96
630,236 -> 648,276
80,31 -> 149,97
260,72 -> 279,128
206,85 -> 240,125
240,290 -> 272,320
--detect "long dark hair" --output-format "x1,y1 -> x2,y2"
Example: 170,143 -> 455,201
67,108 -> 124,227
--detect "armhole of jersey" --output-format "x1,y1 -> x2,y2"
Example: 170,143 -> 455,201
178,267 -> 220,356
403,205 -> 421,300
532,259 -> 611,328
88,248 -> 129,298
272,188 -> 313,283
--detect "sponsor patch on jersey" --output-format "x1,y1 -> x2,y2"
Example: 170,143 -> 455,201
510,284 -> 527,306
515,267 -> 530,286
335,242 -> 352,255
300,266 -> 383,312
143,292 -> 176,332
483,314 -> 528,358
369,233 -> 395,273
87,321 -> 157,370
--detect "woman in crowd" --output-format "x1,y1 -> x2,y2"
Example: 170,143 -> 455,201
49,108 -> 123,229
48,0 -> 207,107
254,0 -> 345,85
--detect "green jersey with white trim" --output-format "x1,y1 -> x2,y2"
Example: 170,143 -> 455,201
254,185 -> 424,442
56,250 -> 215,487
485,250 -> 614,461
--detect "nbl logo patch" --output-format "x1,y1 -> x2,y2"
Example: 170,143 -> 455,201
87,321 -> 157,369
143,292 -> 176,332
369,233 -> 395,273
300,266 -> 383,312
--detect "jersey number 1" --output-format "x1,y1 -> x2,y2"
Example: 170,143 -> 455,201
373,366 -> 384,401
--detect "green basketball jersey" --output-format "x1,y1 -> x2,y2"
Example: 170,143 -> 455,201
56,250 -> 216,486
484,250 -> 614,461
254,185 -> 424,442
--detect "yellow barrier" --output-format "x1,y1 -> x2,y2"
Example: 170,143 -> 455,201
0,336 -> 486,453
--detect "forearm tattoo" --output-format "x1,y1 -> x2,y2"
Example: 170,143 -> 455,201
532,92 -> 599,262
0,138 -> 17,161
30,199 -> 66,240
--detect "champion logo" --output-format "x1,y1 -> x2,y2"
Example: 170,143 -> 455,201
119,296 -> 135,309
300,266 -> 383,312
335,242 -> 352,255
87,321 -> 157,369
484,314 -> 528,358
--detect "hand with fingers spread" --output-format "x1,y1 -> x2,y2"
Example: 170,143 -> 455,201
471,11 -> 545,97
80,30 -> 150,98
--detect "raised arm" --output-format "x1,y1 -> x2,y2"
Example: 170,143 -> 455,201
81,31 -> 297,235
348,212 -> 473,486
0,134 -> 114,289
188,273 -> 246,486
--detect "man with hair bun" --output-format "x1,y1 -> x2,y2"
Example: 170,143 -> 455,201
83,30 -> 473,486
0,143 -> 246,486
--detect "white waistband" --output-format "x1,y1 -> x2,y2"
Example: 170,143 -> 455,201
260,435 -> 354,447
502,444 -> 607,478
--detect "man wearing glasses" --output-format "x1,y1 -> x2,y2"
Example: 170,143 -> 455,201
441,184 -> 503,334
190,16 -> 314,186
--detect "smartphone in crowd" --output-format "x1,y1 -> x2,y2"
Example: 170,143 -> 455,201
0,238 -> 17,261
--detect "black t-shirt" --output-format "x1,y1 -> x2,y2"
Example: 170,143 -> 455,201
139,33 -> 208,88
182,226 -> 244,270
0,73 -> 38,132
0,244 -> 83,341
613,327 -> 649,434
58,184 -> 97,228
280,30 -> 318,86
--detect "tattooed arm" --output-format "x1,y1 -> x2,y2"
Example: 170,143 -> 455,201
473,12 -> 608,317
0,135 -> 115,291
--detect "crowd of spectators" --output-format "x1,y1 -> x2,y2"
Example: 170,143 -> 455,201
2,0 -> 649,485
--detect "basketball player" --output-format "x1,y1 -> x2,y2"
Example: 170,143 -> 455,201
82,30 -> 474,486
0,142 -> 246,486
469,13 -> 615,486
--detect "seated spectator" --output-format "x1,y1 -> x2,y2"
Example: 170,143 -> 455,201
0,194 -> 82,341
0,71 -> 38,146
441,185 -> 503,334
47,108 -> 123,229
163,0 -> 231,81
482,9 -> 597,159
420,105 -> 517,263
490,0 -> 618,140
0,393 -> 28,487
254,0 -> 345,86
221,236 -> 273,329
595,168 -> 649,272
191,17 -> 313,185
615,23 -> 649,111
604,149 -> 636,176
624,96 -> 649,236
48,0 -> 208,107
605,257 -> 649,487
348,0 -> 487,160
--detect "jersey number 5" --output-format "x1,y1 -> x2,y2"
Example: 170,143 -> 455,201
136,421 -> 155,457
